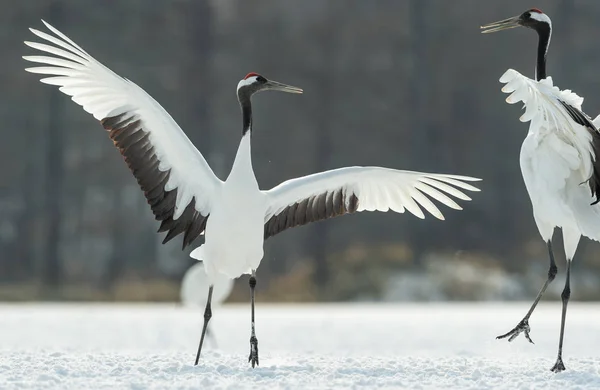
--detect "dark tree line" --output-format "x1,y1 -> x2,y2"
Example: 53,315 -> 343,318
1,0 -> 600,301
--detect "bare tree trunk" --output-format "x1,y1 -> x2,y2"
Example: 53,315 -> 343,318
183,0 -> 213,156
103,189 -> 126,293
41,1 -> 65,291
408,0 -> 430,267
17,152 -> 35,280
12,115 -> 38,281
556,0 -> 575,82
309,4 -> 337,298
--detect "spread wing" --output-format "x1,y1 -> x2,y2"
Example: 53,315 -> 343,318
24,21 -> 223,248
500,68 -> 600,203
263,167 -> 480,239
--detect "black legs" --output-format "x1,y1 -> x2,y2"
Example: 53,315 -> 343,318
194,285 -> 214,366
496,240 -> 575,373
193,273 -> 259,368
497,241 -> 557,343
248,271 -> 259,368
551,260 -> 571,373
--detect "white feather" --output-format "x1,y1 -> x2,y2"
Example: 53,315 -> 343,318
264,167 -> 480,222
24,20 -> 223,220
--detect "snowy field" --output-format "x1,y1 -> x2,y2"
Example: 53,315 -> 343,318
1,303 -> 600,389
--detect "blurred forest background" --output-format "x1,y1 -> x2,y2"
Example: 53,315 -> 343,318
1,0 -> 600,302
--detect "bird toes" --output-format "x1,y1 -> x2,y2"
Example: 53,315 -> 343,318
550,358 -> 566,373
496,318 -> 533,343
248,336 -> 259,368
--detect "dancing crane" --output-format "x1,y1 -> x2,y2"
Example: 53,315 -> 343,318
482,8 -> 600,372
25,21 -> 480,368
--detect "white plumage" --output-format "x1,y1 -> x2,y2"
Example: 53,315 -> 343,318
24,20 -> 480,367
501,69 -> 600,251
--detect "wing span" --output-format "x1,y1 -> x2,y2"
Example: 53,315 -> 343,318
263,167 -> 480,239
24,21 -> 223,248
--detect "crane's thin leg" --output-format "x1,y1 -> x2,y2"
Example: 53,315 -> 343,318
194,285 -> 214,366
497,241 -> 557,343
551,260 -> 571,373
248,271 -> 259,368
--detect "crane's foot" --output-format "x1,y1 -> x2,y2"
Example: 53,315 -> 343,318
496,318 -> 534,343
551,357 -> 566,373
248,335 -> 259,368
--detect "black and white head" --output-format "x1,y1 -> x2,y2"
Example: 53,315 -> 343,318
481,8 -> 551,36
236,72 -> 303,102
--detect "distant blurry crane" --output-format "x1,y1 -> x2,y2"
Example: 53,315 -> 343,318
482,8 -> 600,372
181,262 -> 233,346
181,262 -> 234,309
24,21 -> 480,368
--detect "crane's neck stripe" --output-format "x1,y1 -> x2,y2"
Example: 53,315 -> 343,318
535,23 -> 551,81
241,95 -> 252,136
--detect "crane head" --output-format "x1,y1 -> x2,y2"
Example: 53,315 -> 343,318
480,8 -> 551,34
237,72 -> 303,100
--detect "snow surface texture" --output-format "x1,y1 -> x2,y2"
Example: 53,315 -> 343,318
1,303 -> 600,389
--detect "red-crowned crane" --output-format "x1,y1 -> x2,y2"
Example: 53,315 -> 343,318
25,21 -> 480,368
482,8 -> 600,372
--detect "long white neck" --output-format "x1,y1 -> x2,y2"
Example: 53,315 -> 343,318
228,86 -> 257,184
227,131 -> 256,183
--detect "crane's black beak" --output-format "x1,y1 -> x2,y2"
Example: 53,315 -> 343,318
481,15 -> 522,34
264,80 -> 303,94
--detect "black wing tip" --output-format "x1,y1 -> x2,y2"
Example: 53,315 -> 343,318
160,222 -> 199,249
160,233 -> 193,250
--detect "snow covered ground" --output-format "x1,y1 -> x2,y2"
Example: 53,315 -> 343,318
1,303 -> 599,389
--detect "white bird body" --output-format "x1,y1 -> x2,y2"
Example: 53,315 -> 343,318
501,68 -> 600,256
194,134 -> 266,279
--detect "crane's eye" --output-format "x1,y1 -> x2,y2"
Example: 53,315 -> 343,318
524,12 -> 531,19
256,76 -> 267,83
